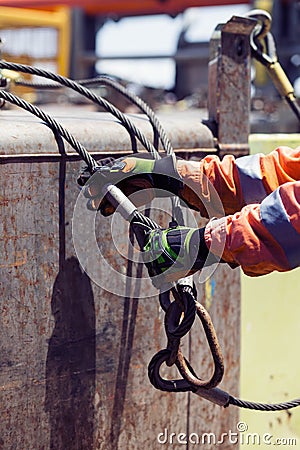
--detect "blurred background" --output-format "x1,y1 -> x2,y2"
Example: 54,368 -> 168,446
0,1 -> 299,448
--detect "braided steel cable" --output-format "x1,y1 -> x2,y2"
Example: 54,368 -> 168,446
0,90 -> 162,237
228,395 -> 300,411
15,75 -> 174,154
85,76 -> 173,154
0,89 -> 98,172
15,79 -> 62,89
0,60 -> 159,159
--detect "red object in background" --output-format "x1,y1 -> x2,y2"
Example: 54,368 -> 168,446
0,0 -> 250,15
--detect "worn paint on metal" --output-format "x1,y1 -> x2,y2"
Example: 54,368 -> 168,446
208,16 -> 256,157
0,110 -> 215,156
0,110 -> 241,449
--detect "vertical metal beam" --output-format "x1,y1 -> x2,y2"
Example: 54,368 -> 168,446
70,8 -> 100,79
208,16 -> 256,156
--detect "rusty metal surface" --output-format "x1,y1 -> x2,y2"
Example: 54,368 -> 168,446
0,108 -> 239,450
0,151 -> 240,450
0,109 -> 215,156
208,16 -> 256,156
0,147 -> 217,164
0,159 -> 180,449
189,264 -> 241,447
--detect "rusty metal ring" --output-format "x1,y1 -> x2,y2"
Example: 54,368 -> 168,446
175,302 -> 224,390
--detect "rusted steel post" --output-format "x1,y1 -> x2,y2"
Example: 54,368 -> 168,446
208,15 -> 256,156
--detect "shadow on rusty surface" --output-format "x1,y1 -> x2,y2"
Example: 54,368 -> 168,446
109,228 -> 142,449
45,257 -> 96,449
45,140 -> 96,449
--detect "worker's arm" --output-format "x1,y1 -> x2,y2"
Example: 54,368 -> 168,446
79,149 -> 300,280
205,180 -> 300,276
178,146 -> 300,217
140,180 -> 300,282
79,146 -> 300,217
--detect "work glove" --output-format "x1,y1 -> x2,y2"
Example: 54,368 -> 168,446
139,225 -> 220,288
77,154 -> 182,216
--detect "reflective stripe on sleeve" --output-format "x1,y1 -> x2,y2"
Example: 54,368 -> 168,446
236,154 -> 267,204
260,187 -> 300,269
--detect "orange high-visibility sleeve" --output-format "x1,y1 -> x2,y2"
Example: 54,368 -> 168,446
177,146 -> 300,217
204,181 -> 300,276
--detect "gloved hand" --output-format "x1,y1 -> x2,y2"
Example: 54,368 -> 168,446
139,225 -> 219,287
77,154 -> 182,216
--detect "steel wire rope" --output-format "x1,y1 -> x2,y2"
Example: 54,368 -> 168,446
0,60 -> 159,160
14,75 -> 174,154
1,62 -> 181,229
0,63 -> 178,235
0,88 -> 160,232
0,89 -> 97,172
76,76 -> 173,154
228,395 -> 300,411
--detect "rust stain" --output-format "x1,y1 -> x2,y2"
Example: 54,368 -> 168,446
153,315 -> 162,351
0,377 -> 47,393
0,249 -> 27,268
0,380 -> 23,392
0,232 -> 37,242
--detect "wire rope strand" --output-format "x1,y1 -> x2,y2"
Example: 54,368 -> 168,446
229,395 -> 300,411
15,75 -> 174,154
0,89 -> 97,172
0,60 -> 159,159
81,76 -> 173,154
